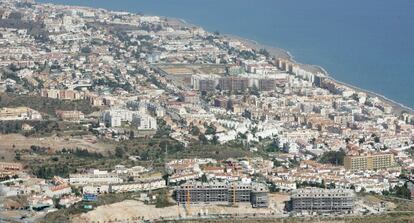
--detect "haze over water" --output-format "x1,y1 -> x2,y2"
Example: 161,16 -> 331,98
39,0 -> 414,109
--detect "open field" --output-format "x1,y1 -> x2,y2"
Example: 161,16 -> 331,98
155,64 -> 226,90
0,93 -> 100,117
0,134 -> 113,161
157,64 -> 226,76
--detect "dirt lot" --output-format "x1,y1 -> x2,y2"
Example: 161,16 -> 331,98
72,200 -> 277,223
157,64 -> 226,89
0,134 -> 112,161
71,193 -> 290,223
69,193 -> 414,223
158,64 -> 226,76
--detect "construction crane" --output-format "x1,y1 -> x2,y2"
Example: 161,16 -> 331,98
176,187 -> 180,217
186,187 -> 191,216
232,163 -> 238,207
233,183 -> 236,206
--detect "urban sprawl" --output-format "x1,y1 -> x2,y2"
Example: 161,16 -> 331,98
0,1 -> 414,223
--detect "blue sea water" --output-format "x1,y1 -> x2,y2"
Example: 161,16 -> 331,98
37,0 -> 414,109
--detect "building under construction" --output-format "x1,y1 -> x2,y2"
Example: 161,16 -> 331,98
291,188 -> 355,213
175,181 -> 269,208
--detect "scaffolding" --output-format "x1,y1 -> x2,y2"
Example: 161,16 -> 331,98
175,181 -> 268,208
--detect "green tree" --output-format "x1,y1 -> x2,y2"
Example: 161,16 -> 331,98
211,135 -> 219,145
266,140 -> 280,153
205,124 -> 216,135
52,196 -> 61,209
319,149 -> 346,165
394,183 -> 411,199
155,189 -> 173,208
115,147 -> 124,158
259,48 -> 270,58
198,134 -> 208,144
15,152 -> 21,161
250,84 -> 260,97
71,186 -> 81,196
201,174 -> 208,182
129,131 -> 135,139
81,46 -> 92,54
190,126 -> 200,136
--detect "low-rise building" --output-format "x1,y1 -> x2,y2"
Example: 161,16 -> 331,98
109,178 -> 166,193
44,184 -> 72,197
69,169 -> 123,186
56,110 -> 85,122
0,107 -> 42,120
0,162 -> 23,172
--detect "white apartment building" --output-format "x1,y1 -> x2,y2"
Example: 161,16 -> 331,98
102,109 -> 157,129
69,169 -> 123,186
131,114 -> 157,130
109,179 -> 166,193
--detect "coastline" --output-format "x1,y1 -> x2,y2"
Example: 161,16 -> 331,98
326,77 -> 414,115
222,35 -> 414,115
174,20 -> 414,116
170,18 -> 323,74
41,3 -> 414,116
239,35 -> 414,115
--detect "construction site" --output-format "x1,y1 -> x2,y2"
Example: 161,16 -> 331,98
291,188 -> 355,213
174,181 -> 269,208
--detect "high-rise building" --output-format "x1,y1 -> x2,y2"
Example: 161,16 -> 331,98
199,79 -> 216,92
175,181 -> 269,208
291,188 -> 355,213
259,78 -> 276,91
214,97 -> 228,109
218,78 -> 231,91
191,74 -> 219,92
219,77 -> 249,92
343,153 -> 395,171
132,114 -> 157,130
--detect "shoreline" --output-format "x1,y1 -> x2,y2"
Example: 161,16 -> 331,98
240,36 -> 414,115
326,77 -> 414,115
174,20 -> 414,115
41,3 -> 414,115
222,34 -> 414,115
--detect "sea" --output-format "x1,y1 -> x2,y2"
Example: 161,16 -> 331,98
37,0 -> 414,109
